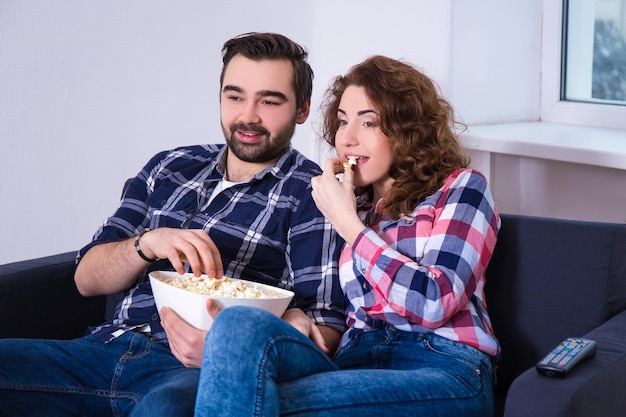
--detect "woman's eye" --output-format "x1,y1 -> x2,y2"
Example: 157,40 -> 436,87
363,121 -> 377,128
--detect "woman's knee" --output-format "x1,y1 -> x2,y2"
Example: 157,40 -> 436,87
208,306 -> 278,344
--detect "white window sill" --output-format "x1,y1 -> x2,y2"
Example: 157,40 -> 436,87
461,122 -> 626,170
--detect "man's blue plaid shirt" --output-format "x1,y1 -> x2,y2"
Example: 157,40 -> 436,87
78,144 -> 346,344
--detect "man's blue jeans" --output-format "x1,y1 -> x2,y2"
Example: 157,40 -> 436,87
0,332 -> 199,416
195,306 -> 496,417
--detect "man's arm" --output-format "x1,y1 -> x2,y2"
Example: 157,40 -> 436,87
75,237 -> 147,296
281,164 -> 348,350
75,228 -> 224,297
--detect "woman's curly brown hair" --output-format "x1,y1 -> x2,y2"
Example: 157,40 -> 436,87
321,55 -> 469,220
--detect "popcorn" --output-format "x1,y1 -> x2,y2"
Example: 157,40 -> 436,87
343,155 -> 359,169
154,275 -> 284,299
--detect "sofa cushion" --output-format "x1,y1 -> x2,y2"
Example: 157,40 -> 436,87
0,251 -> 106,339
485,214 -> 626,391
503,310 -> 626,417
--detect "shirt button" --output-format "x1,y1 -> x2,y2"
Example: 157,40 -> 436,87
244,218 -> 252,225
151,314 -> 159,321
361,268 -> 366,274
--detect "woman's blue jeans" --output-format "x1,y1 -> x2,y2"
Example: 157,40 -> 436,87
0,332 -> 199,417
195,306 -> 496,417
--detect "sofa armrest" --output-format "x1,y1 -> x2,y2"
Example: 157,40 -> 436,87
504,309 -> 626,417
0,252 -> 106,340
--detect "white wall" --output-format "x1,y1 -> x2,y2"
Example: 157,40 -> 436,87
1,0 -> 455,263
490,154 -> 626,222
6,0 -> 619,263
449,0 -> 543,124
452,0 -> 626,224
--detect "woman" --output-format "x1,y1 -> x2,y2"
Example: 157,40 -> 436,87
194,55 -> 500,417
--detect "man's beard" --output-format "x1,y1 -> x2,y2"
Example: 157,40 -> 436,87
222,117 -> 297,163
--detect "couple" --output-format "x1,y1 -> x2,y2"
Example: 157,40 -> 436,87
0,32 -> 500,416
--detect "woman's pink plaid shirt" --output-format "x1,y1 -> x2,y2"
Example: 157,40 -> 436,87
338,168 -> 501,357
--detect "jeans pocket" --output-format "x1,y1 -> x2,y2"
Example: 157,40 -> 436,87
422,338 -> 491,392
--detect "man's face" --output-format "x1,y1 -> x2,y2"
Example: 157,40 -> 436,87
220,55 -> 309,164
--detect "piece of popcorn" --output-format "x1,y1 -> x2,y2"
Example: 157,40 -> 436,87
343,155 -> 359,169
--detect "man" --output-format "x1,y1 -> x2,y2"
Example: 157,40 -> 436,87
0,32 -> 345,417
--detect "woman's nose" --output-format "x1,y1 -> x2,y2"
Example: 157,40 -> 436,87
337,123 -> 358,147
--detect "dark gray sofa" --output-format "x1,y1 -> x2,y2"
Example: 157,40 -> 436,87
2,213 -> 626,416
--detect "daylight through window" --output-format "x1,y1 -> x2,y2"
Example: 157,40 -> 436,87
564,0 -> 626,105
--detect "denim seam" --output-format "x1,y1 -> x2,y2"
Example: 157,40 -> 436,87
254,334 -> 336,417
109,333 -> 149,416
0,383 -> 111,397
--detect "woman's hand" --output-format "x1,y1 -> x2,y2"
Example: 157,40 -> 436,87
311,158 -> 365,245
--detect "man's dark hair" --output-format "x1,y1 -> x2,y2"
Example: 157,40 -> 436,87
221,32 -> 313,110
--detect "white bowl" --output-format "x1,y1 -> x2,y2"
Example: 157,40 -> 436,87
149,270 -> 294,330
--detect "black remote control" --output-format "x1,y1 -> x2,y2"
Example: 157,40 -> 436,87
536,337 -> 597,377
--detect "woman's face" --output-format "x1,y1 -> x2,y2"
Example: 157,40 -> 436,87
335,85 -> 394,197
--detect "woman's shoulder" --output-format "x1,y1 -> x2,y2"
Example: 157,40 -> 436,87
443,168 -> 489,191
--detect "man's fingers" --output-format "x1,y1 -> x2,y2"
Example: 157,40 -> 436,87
162,230 -> 222,278
309,324 -> 329,353
205,298 -> 222,319
199,236 -> 223,278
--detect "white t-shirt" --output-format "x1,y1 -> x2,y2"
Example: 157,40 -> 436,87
207,177 -> 242,205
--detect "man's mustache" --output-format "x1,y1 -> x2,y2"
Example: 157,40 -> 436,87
230,123 -> 270,138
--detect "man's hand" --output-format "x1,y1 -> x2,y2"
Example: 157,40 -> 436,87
160,299 -> 222,368
281,308 -> 330,353
138,228 -> 223,278
75,228 -> 224,297
205,298 -> 222,319
160,306 -> 209,368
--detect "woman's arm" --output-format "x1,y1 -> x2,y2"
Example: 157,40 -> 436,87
350,170 -> 500,328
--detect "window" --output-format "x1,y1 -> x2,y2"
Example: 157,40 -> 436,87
564,0 -> 626,104
542,0 -> 626,129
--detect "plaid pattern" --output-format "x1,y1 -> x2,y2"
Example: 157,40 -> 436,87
339,169 -> 500,356
79,144 -> 346,344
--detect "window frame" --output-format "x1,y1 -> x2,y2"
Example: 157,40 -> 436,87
541,0 -> 626,130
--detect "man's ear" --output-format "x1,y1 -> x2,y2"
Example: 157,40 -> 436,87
296,100 -> 311,124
